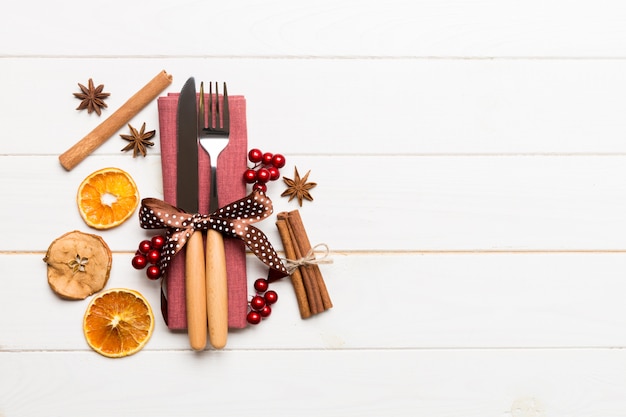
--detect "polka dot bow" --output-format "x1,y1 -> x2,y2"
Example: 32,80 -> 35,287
139,189 -> 288,279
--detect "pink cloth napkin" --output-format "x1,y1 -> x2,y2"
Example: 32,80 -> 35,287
157,93 -> 248,329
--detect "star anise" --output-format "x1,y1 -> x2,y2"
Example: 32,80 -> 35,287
281,166 -> 317,206
73,78 -> 110,116
120,122 -> 156,157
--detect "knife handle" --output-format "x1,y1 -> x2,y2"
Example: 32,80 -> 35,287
205,229 -> 228,349
185,231 -> 207,351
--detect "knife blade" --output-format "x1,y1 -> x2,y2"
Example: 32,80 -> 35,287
177,76 -> 207,351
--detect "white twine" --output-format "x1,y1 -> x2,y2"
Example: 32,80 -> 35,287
282,243 -> 334,274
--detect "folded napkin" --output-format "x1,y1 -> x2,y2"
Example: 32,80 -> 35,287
157,93 -> 248,329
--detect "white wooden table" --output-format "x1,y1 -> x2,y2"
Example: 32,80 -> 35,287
4,1 -> 626,415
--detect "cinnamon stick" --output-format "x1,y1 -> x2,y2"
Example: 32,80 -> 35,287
59,70 -> 173,171
278,212 -> 322,314
314,259 -> 333,310
286,210 -> 332,310
276,218 -> 311,319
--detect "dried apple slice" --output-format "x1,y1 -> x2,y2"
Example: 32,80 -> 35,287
43,230 -> 112,300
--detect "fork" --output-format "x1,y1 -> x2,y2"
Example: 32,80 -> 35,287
198,81 -> 230,349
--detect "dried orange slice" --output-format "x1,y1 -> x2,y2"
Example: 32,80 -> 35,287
77,167 -> 139,230
83,288 -> 155,358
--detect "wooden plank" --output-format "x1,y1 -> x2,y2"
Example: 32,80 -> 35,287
4,154 -> 626,252
4,1 -> 626,57
8,252 -> 626,350
7,2 -> 626,414
5,58 -> 626,155
3,348 -> 626,416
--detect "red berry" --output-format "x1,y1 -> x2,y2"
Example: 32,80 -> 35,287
264,290 -> 278,305
271,154 -> 286,168
256,168 -> 271,183
146,249 -> 161,264
151,235 -> 166,249
262,152 -> 274,165
250,295 -> 266,311
254,278 -> 269,293
253,182 -> 267,192
268,166 -> 280,181
146,265 -> 162,280
248,148 -> 263,163
138,240 -> 152,254
259,305 -> 272,317
243,168 -> 257,183
132,254 -> 147,269
247,310 -> 262,325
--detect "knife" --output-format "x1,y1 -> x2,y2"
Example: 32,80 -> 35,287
177,77 -> 207,351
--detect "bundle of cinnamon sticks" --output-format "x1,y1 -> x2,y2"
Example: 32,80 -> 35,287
276,210 -> 332,319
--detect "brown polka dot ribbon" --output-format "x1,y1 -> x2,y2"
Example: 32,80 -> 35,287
139,189 -> 288,280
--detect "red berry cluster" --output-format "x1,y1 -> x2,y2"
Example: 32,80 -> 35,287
243,149 -> 286,193
131,235 -> 166,280
246,278 -> 279,325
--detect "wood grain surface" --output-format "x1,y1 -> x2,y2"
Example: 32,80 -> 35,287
4,1 -> 626,416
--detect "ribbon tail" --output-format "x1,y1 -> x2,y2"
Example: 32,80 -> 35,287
231,223 -> 289,279
268,267 -> 288,282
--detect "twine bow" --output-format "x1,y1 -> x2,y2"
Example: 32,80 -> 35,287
139,189 -> 288,279
283,243 -> 334,274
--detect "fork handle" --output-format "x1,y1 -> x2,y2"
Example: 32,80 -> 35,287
205,229 -> 228,349
185,231 -> 207,350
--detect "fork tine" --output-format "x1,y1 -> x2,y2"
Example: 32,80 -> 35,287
208,82 -> 214,128
198,81 -> 205,130
215,82 -> 221,129
222,82 -> 229,130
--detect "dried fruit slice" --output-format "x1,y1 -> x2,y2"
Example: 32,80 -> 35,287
77,167 -> 139,230
44,230 -> 112,300
83,288 -> 155,358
